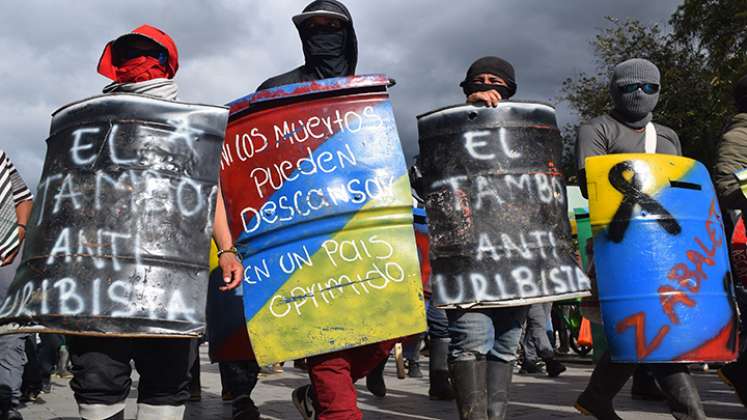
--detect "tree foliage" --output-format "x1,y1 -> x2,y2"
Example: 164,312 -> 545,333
560,0 -> 747,180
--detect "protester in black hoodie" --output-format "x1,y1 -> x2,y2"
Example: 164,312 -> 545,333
257,3 -> 393,420
257,0 -> 357,90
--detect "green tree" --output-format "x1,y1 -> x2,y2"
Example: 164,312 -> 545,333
559,0 -> 747,181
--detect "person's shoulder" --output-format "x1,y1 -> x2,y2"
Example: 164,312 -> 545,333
652,122 -> 679,140
256,67 -> 306,91
580,114 -> 614,130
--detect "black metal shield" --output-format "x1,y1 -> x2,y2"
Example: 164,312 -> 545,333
417,101 -> 590,308
0,93 -> 227,337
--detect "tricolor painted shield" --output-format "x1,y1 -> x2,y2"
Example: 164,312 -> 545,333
220,75 -> 426,365
586,153 -> 738,362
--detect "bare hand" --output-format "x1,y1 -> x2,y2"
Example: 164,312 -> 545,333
1,248 -> 18,267
218,253 -> 243,292
467,90 -> 502,107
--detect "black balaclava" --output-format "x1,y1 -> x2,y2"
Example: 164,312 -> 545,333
734,74 -> 747,113
293,0 -> 358,79
460,56 -> 517,99
609,58 -> 661,129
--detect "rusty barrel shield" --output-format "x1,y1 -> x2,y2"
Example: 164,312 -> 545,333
417,102 -> 591,308
586,154 -> 738,362
0,94 -> 228,337
221,75 -> 426,365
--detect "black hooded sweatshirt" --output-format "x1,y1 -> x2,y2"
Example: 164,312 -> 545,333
257,0 -> 358,91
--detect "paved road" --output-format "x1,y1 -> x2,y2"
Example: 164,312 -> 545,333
18,346 -> 746,419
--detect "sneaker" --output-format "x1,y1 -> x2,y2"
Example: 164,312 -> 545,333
20,390 -> 39,403
519,360 -> 544,374
272,362 -> 284,373
41,382 -> 52,394
292,385 -> 315,420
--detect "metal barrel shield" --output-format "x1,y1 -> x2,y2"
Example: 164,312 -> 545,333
417,101 -> 590,308
0,94 -> 228,337
586,153 -> 738,362
221,75 -> 426,365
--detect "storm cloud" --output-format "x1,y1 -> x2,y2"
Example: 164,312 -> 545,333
0,0 -> 681,186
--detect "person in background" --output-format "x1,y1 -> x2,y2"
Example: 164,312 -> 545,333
519,303 -> 566,377
409,160 -> 455,401
712,72 -> 747,409
0,149 -> 34,420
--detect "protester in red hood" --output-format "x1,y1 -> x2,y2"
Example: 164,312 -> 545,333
65,25 -> 194,420
96,24 -> 179,100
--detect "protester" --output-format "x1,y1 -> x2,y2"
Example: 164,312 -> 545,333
574,58 -> 707,420
410,161 -> 455,400
66,25 -> 196,420
519,303 -> 566,377
712,72 -> 747,409
250,2 -> 398,419
436,55 -> 529,420
0,149 -> 33,420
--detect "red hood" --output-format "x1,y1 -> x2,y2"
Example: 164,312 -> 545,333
98,24 -> 179,81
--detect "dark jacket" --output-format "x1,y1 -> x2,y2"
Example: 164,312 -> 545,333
714,113 -> 747,212
257,0 -> 358,90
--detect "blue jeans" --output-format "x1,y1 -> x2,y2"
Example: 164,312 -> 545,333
427,300 -> 450,339
446,306 -> 528,363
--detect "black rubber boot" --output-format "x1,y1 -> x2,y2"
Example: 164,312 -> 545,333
631,366 -> 665,401
429,338 -> 454,400
545,358 -> 566,378
366,355 -> 388,397
651,365 -> 707,420
486,360 -> 512,420
449,357 -> 488,420
575,352 -> 635,420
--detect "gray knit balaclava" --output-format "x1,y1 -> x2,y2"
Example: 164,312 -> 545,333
609,58 -> 660,128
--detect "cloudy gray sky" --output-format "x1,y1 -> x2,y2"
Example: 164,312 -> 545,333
0,0 -> 682,189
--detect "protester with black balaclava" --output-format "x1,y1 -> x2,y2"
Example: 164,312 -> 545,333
438,56 -> 529,420
575,58 -> 706,420
460,56 -> 516,108
256,0 -> 357,90
256,3 -> 394,420
713,72 -> 747,410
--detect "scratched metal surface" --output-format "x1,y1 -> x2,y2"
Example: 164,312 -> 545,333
417,101 -> 591,309
0,93 -> 228,337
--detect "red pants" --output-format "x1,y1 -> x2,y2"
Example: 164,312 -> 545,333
308,340 -> 395,420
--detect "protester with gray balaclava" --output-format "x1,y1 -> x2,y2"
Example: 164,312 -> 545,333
712,72 -> 747,410
574,58 -> 706,420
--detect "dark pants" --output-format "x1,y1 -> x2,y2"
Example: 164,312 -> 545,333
38,334 -> 63,385
218,361 -> 260,398
21,335 -> 41,395
69,336 -> 194,406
